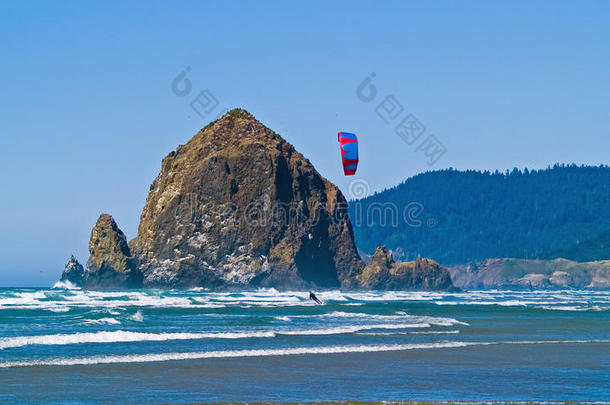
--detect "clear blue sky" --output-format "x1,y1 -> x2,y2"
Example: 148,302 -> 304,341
1,0 -> 609,286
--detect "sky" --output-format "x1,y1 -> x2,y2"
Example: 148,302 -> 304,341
1,0 -> 609,286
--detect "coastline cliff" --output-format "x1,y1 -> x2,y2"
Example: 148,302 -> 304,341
448,258 -> 610,289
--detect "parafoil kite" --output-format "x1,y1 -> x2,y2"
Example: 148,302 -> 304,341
338,132 -> 358,175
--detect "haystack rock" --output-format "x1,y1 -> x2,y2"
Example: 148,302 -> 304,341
131,109 -> 364,289
61,109 -> 457,291
358,246 -> 455,290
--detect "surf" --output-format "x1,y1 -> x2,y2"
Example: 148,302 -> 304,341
2,339 -> 608,369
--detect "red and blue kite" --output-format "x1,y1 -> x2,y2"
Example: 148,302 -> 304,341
338,132 -> 359,175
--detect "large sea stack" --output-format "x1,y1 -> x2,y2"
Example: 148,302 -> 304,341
131,109 -> 364,289
62,109 -> 456,291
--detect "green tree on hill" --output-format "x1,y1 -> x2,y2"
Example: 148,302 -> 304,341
349,165 -> 610,265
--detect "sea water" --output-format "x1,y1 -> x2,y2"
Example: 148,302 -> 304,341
0,287 -> 608,403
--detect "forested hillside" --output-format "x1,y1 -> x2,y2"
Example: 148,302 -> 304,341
349,165 -> 610,265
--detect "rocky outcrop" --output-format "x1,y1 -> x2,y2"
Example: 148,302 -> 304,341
131,109 -> 363,289
60,256 -> 85,286
84,214 -> 142,289
448,258 -> 610,289
357,246 -> 455,290
61,109 -> 457,291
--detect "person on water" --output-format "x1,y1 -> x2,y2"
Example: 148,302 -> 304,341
309,291 -> 323,304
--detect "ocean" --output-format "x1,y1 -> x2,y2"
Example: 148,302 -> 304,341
0,287 -> 608,404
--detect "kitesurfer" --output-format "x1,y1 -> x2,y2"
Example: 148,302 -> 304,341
309,291 -> 323,305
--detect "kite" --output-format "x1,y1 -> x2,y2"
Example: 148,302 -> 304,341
337,132 -> 359,176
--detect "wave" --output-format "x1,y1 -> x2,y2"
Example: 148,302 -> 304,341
45,307 -> 71,313
281,311 -> 403,322
315,311 -> 406,320
2,339 -> 609,368
2,288 -> 608,312
536,305 -> 607,311
51,280 -> 80,290
284,311 -> 468,326
0,342 -> 468,368
0,330 -> 277,350
129,311 -> 144,322
83,317 -> 121,325
409,330 -> 461,335
0,321 -> 454,350
358,330 -> 461,336
278,323 -> 432,335
434,300 -> 534,307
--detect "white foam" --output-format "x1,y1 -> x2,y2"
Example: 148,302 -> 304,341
83,318 -> 121,325
428,290 -> 610,309
315,311 -> 401,319
46,307 -> 70,313
289,311 -> 467,327
359,330 -> 461,336
409,330 -> 461,335
51,280 -> 80,290
4,339 -> 609,368
537,305 -> 607,311
0,322 -> 448,350
2,288 -> 607,312
0,330 -> 277,350
130,311 -> 144,322
278,323 -> 432,335
0,342 -> 468,368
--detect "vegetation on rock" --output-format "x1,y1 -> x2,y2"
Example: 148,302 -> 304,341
358,246 -> 454,290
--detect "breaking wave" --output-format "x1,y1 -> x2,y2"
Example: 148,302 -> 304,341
51,280 -> 80,290
83,318 -> 121,326
1,289 -> 608,312
0,319 -> 463,350
0,342 -> 470,367
358,330 -> 461,336
0,330 -> 277,350
2,339 -> 608,368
